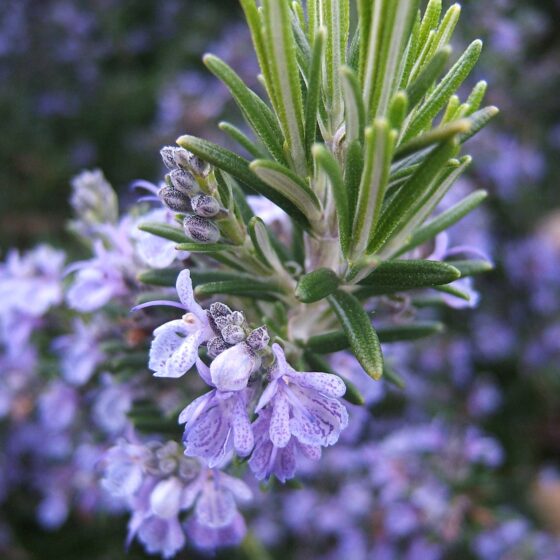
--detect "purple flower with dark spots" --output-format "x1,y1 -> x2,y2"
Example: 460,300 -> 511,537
248,407 -> 321,483
255,344 -> 348,449
143,270 -> 214,378
179,360 -> 254,467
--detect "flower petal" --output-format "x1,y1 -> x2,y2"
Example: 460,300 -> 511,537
210,343 -> 259,392
231,396 -> 254,457
161,332 -> 201,378
270,393 -> 291,448
290,370 -> 346,398
288,386 -> 349,447
176,269 -> 205,320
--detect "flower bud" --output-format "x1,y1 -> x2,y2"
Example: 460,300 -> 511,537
172,148 -> 191,169
246,326 -> 270,351
229,310 -> 245,326
209,302 -> 232,319
168,169 -> 199,197
158,186 -> 192,213
160,146 -> 178,170
207,336 -> 229,358
188,153 -> 211,177
191,194 -> 220,218
183,215 -> 220,243
221,324 -> 246,345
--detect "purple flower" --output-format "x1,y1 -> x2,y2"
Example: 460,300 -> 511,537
209,342 -> 261,392
66,240 -> 130,312
53,318 -> 105,385
147,270 -> 214,378
248,407 -> 321,482
137,516 -> 186,559
179,360 -> 254,467
133,208 -> 189,269
183,469 -> 251,550
255,344 -> 348,448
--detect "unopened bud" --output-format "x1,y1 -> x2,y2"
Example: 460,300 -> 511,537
191,194 -> 220,218
209,302 -> 232,319
168,169 -> 199,197
160,146 -> 179,170
246,326 -> 270,351
221,324 -> 246,345
207,336 -> 229,359
188,153 -> 211,177
229,311 -> 245,326
158,186 -> 192,213
183,215 -> 220,243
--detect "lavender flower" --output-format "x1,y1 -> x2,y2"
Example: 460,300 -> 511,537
179,359 -> 254,467
147,270 -> 213,378
255,344 -> 348,449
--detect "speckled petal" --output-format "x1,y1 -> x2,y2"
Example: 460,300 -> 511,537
290,370 -> 346,398
149,320 -> 188,374
289,386 -> 349,447
270,393 -> 291,448
163,332 -> 201,377
176,269 -> 205,320
231,396 -> 254,457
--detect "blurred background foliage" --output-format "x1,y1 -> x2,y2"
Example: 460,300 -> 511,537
1,0 -> 560,558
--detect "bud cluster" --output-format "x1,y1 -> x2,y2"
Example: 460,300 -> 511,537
206,302 -> 270,359
159,146 -> 224,243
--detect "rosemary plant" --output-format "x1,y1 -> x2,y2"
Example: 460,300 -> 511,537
141,0 -> 496,386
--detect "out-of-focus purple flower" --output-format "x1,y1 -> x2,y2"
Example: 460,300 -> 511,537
66,239 -> 132,312
53,318 -> 106,385
184,469 -> 251,550
38,382 -> 78,432
92,374 -> 133,435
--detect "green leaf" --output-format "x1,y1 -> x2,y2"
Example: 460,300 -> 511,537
137,268 -> 180,287
465,80 -> 487,115
195,279 -> 284,299
340,65 -> 365,143
312,144 -> 350,256
447,259 -> 493,277
175,242 -> 232,253
250,159 -> 322,221
398,189 -> 487,254
369,0 -> 419,118
403,40 -> 482,141
138,222 -> 188,244
383,364 -> 406,389
177,135 -> 310,229
352,120 -> 396,256
405,47 -> 451,109
295,267 -> 340,303
204,55 -> 285,163
344,139 -> 363,226
434,283 -> 471,302
304,28 -> 325,162
321,0 -> 349,130
388,91 -> 409,129
307,320 -> 444,353
460,106 -> 499,143
418,0 -> 442,50
357,259 -> 460,295
328,290 -> 384,380
263,0 -> 306,173
248,216 -> 283,271
395,118 -> 470,160
369,139 -> 458,253
219,121 -> 266,159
